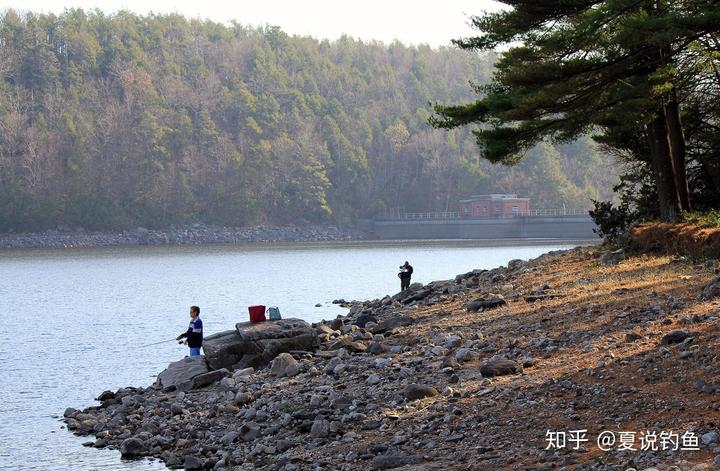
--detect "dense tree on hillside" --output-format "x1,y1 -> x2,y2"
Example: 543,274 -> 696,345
0,9 -> 618,231
431,1 -> 720,222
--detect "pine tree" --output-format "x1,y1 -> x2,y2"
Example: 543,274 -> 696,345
431,0 -> 720,221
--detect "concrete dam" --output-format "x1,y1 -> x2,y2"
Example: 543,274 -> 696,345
371,214 -> 599,240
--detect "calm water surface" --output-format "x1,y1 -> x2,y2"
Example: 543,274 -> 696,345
0,240 -> 585,470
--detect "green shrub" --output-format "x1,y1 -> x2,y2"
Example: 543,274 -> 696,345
589,199 -> 638,240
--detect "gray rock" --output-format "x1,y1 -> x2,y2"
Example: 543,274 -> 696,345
276,439 -> 297,452
703,277 -> 720,299
444,335 -> 463,349
599,249 -> 625,265
220,431 -> 239,445
661,329 -> 690,345
327,337 -> 367,353
366,374 -> 382,385
239,422 -> 260,441
234,391 -> 253,405
120,437 -> 145,457
401,288 -> 432,304
370,316 -> 415,334
232,367 -> 254,379
703,431 -> 719,445
157,356 -> 209,390
353,313 -> 378,328
219,377 -> 235,391
466,297 -> 506,312
404,383 -> 439,401
310,419 -> 330,438
191,368 -> 230,389
96,390 -> 115,401
270,352 -> 299,377
524,293 -> 564,302
480,359 -> 522,377
183,455 -> 203,470
368,342 -> 387,355
625,332 -> 643,343
455,348 -> 477,362
507,259 -> 525,270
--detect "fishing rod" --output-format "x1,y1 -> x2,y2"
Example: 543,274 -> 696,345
138,338 -> 183,348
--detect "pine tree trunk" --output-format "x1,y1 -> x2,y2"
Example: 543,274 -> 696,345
665,97 -> 691,212
646,112 -> 682,222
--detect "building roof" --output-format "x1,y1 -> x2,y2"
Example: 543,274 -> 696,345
459,194 -> 530,203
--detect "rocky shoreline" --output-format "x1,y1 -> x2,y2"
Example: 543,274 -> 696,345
0,224 -> 367,249
63,246 -> 720,470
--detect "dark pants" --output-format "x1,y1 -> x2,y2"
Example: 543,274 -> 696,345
401,276 -> 410,291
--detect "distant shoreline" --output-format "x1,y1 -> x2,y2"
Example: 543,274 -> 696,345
0,224 -> 603,250
0,225 -> 367,250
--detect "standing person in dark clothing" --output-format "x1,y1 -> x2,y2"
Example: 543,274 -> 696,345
398,261 -> 414,292
176,305 -> 203,357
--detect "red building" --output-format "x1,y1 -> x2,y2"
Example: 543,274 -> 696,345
459,194 -> 530,217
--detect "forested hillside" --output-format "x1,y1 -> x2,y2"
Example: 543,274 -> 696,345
0,9 -> 617,231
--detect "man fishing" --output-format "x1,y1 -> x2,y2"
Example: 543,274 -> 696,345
176,305 -> 203,357
398,261 -> 413,292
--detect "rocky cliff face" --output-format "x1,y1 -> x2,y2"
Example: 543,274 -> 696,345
64,246 -> 720,470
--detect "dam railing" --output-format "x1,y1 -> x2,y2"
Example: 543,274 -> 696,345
379,208 -> 588,220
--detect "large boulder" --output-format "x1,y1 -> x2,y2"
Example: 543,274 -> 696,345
480,359 -> 522,377
120,437 -> 145,457
661,329 -> 690,345
157,356 -> 209,390
270,352 -> 300,377
404,384 -> 439,401
203,318 -> 318,370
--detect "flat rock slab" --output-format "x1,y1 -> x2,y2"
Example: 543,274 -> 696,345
480,359 -> 523,377
524,294 -> 564,303
203,318 -> 318,370
157,356 -> 209,390
327,336 -> 367,353
189,368 -> 230,390
467,297 -> 506,312
401,288 -> 433,304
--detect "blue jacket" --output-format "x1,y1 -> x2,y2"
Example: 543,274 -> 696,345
179,317 -> 203,348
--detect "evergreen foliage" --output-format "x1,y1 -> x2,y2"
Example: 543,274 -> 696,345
431,0 -> 720,223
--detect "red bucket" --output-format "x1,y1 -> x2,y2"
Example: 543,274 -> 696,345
248,305 -> 266,323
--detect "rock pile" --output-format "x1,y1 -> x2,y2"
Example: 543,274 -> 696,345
64,247 -> 720,470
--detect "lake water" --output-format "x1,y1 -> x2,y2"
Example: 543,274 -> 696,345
0,240 -> 585,470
